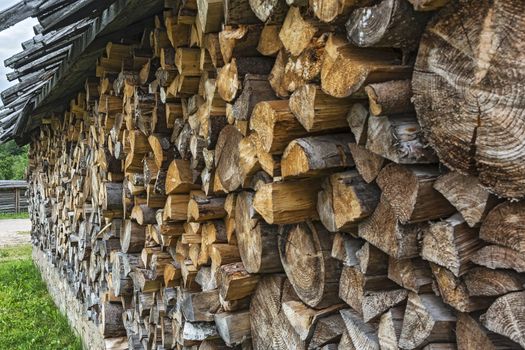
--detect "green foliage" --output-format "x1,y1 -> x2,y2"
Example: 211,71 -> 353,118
0,140 -> 28,180
0,212 -> 29,220
0,245 -> 82,349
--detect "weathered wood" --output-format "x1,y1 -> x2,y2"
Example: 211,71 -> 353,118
253,178 -> 321,224
480,201 -> 525,254
376,164 -> 455,223
399,293 -> 456,350
412,0 -> 525,199
421,214 -> 482,277
433,172 -> 498,228
480,291 -> 525,348
365,80 -> 413,116
470,245 -> 525,273
290,84 -> 357,133
346,0 -> 429,50
317,170 -> 380,232
281,134 -> 354,178
279,221 -> 342,308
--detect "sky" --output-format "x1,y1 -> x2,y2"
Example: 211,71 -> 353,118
0,0 -> 39,101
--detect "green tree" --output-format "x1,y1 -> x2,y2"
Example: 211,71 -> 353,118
0,141 -> 28,180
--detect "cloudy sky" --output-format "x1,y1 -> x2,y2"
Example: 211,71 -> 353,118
0,0 -> 39,101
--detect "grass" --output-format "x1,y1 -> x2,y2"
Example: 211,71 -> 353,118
0,212 -> 29,220
0,245 -> 82,350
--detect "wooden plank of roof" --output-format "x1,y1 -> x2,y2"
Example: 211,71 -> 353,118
0,0 -> 46,31
38,0 -> 110,33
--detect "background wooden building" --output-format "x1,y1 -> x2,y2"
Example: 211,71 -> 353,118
0,0 -> 524,349
0,180 -> 28,213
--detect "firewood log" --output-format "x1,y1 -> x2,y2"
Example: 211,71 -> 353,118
365,80 -> 414,116
166,159 -> 201,194
366,115 -> 438,164
250,275 -> 305,349
388,257 -> 432,293
456,313 -> 520,350
279,7 -> 319,57
470,245 -> 525,273
290,84 -> 357,133
433,171 -> 499,228
249,100 -> 309,154
281,134 -> 354,178
347,103 -> 369,146
311,0 -> 373,23
421,213 -> 482,277
480,201 -> 525,254
317,170 -> 380,232
249,0 -> 288,23
234,191 -> 282,273
358,196 -> 425,258
257,24 -> 283,56
340,308 -> 380,350
412,0 -> 525,199
430,263 -> 491,312
480,291 -> 525,348
338,266 -> 405,322
231,74 -> 276,122
345,0 -> 429,50
321,35 -> 411,98
214,310 -> 252,346
253,178 -> 321,224
348,144 -> 385,184
281,37 -> 326,93
398,293 -> 456,349
378,305 -> 404,350
224,0 -> 261,25
376,163 -> 454,223
463,267 -> 524,297
279,221 -> 342,308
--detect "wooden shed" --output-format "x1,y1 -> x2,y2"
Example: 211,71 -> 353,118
0,0 -> 524,350
0,180 -> 28,213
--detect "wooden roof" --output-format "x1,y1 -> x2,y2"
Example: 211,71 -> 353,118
0,0 -> 164,144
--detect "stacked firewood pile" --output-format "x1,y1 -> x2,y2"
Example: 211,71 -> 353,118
27,0 -> 525,349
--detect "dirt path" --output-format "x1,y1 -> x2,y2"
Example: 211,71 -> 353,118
0,219 -> 32,247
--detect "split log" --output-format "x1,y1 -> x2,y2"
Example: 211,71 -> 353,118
398,293 -> 456,349
388,257 -> 432,293
253,178 -> 321,224
346,0 -> 429,50
249,0 -> 288,23
235,191 -> 283,273
166,159 -> 200,194
257,24 -> 282,56
376,163 -> 455,223
231,74 -> 276,122
480,291 -> 525,348
279,7 -> 318,57
121,220 -> 146,253
340,308 -> 380,350
250,275 -> 305,349
218,262 -> 260,301
421,213 -> 482,277
214,310 -> 251,346
290,84 -> 356,133
480,201 -> 525,254
338,266 -> 404,322
321,35 -> 411,98
463,267 -> 524,297
378,306 -> 404,350
430,263 -> 491,312
366,115 -> 438,164
433,172 -> 498,228
456,313 -> 520,350
470,245 -> 525,273
311,0 -> 373,23
279,221 -> 342,308
365,80 -> 413,116
358,196 -> 425,258
331,233 -> 363,267
249,100 -> 309,154
317,170 -> 380,232
348,144 -> 385,183
411,0 -> 525,199
281,134 -> 354,178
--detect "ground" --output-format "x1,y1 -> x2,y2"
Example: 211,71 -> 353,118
0,218 -> 31,247
0,218 -> 82,350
